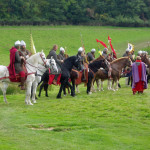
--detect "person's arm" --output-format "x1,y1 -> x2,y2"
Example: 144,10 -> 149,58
15,51 -> 22,63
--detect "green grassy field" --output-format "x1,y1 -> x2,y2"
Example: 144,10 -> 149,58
0,26 -> 150,150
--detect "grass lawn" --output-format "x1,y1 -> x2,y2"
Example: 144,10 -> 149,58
0,26 -> 150,150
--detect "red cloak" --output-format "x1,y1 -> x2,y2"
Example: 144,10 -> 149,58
7,47 -> 18,79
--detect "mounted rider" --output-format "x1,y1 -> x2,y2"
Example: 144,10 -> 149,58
47,44 -> 63,85
76,47 -> 88,81
102,48 -> 112,79
102,48 -> 108,59
7,41 -> 26,90
57,47 -> 66,61
19,40 -> 32,60
87,48 -> 96,63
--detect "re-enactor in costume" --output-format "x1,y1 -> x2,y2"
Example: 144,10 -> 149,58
19,40 -> 32,60
47,45 -> 63,85
87,48 -> 96,63
132,56 -> 147,94
7,41 -> 26,90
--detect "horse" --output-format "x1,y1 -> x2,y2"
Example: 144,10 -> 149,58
72,55 -> 109,94
93,57 -> 132,91
56,55 -> 82,99
0,51 -> 49,105
31,57 -> 58,103
141,54 -> 150,83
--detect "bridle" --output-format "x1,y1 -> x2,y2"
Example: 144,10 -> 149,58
40,53 -> 48,66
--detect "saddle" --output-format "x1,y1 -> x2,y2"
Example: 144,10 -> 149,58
73,63 -> 89,85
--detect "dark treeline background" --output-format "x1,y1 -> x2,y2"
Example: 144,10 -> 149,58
0,0 -> 150,27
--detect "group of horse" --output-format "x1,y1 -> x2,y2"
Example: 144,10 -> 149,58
0,50 -> 141,105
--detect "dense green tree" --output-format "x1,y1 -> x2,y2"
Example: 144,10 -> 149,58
0,0 -> 150,26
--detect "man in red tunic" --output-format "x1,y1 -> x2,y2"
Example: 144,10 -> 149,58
132,56 -> 147,94
7,41 -> 26,90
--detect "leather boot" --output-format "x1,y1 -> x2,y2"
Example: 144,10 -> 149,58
20,77 -> 25,90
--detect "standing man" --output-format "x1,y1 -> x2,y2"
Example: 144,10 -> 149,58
132,56 -> 147,94
7,41 -> 26,90
87,48 -> 96,63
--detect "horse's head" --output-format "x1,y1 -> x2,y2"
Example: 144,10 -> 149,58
38,50 -> 50,68
141,54 -> 150,66
74,55 -> 82,70
126,57 -> 132,67
101,59 -> 110,70
49,56 -> 58,74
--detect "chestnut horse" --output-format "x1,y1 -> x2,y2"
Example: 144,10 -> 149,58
92,57 -> 132,91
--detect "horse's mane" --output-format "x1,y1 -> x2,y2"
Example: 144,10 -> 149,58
111,57 -> 128,64
92,55 -> 104,62
26,52 -> 39,62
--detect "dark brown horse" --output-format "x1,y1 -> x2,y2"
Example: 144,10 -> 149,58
70,55 -> 109,94
92,57 -> 132,91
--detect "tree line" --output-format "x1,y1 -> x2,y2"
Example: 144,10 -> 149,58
0,0 -> 150,27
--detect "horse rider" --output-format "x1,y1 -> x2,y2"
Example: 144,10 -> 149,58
101,48 -> 112,79
87,48 -> 96,63
76,47 -> 88,81
102,48 -> 108,59
138,50 -> 143,57
123,48 -> 130,57
8,41 -> 26,90
19,40 -> 32,60
57,47 -> 66,61
47,44 -> 63,85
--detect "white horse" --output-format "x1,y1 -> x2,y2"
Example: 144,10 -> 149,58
31,57 -> 58,103
0,51 -> 49,105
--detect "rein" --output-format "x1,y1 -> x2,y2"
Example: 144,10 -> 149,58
0,72 -> 36,80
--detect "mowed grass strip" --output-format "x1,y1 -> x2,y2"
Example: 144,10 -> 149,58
0,26 -> 150,150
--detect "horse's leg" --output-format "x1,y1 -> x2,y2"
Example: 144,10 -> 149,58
116,80 -> 119,91
66,81 -> 75,97
107,79 -> 111,90
57,80 -> 66,98
38,82 -> 44,97
101,80 -> 104,91
44,83 -> 49,97
96,79 -> 100,91
71,79 -> 75,94
1,82 -> 8,103
76,84 -> 80,93
31,81 -> 38,103
25,82 -> 33,105
112,80 -> 115,91
87,72 -> 94,94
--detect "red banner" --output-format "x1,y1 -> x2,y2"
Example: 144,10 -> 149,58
96,39 -> 107,48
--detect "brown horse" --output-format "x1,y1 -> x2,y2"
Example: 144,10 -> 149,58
71,55 -> 109,94
92,57 -> 132,91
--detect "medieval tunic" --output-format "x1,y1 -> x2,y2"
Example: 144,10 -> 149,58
19,49 -> 31,60
57,52 -> 66,61
132,60 -> 147,92
47,49 -> 62,74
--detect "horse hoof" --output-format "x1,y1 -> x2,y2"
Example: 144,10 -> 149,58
38,95 -> 40,97
46,95 -> 49,97
64,94 -> 66,96
88,92 -> 92,95
28,102 -> 33,105
71,94 -> 75,97
57,95 -> 62,99
33,101 -> 37,104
